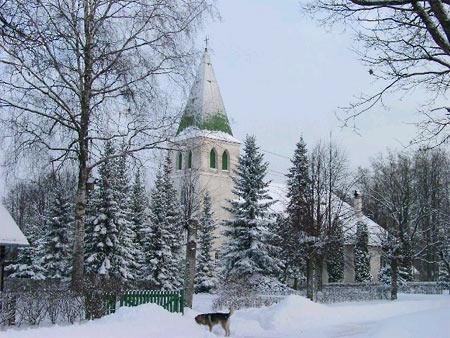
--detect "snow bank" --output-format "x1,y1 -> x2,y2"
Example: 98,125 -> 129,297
5,293 -> 450,338
3,303 -> 215,338
263,295 -> 329,331
236,295 -> 330,332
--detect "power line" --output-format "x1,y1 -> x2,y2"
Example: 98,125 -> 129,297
261,148 -> 291,160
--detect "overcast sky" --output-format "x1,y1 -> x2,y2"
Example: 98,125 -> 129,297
0,0 -> 429,195
199,0 -> 422,183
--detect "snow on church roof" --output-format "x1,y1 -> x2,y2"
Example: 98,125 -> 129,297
0,204 -> 29,246
174,126 -> 240,144
267,182 -> 385,247
176,48 -> 233,135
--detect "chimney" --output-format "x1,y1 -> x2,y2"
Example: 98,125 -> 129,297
353,190 -> 363,220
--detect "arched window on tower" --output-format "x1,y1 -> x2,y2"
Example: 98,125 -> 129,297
210,148 -> 217,169
177,152 -> 183,170
222,150 -> 229,170
187,150 -> 192,169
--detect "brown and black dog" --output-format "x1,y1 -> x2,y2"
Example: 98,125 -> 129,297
194,309 -> 233,336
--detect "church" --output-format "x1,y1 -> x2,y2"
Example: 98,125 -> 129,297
171,47 -> 385,283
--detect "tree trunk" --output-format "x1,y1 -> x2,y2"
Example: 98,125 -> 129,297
184,219 -> 198,308
391,256 -> 398,301
0,246 -> 5,292
71,164 -> 88,291
306,254 -> 315,301
72,0 -> 93,292
315,253 -> 323,292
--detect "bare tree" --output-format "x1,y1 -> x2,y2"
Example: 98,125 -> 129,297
359,152 -> 424,299
305,1 -> 450,146
0,0 -> 211,290
304,140 -> 351,300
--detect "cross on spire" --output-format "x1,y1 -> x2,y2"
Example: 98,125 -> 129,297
204,36 -> 209,51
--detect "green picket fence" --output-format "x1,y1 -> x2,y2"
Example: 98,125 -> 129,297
103,290 -> 184,315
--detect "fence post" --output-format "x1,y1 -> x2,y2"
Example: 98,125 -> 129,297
180,290 -> 185,315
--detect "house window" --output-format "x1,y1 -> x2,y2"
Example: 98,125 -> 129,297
210,149 -> 217,168
187,151 -> 192,169
222,150 -> 229,170
177,152 -> 182,170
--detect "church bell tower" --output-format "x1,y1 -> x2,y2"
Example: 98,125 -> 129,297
172,46 -> 240,253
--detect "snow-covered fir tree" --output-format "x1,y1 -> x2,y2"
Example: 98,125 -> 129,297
130,169 -> 150,278
39,181 -> 73,279
221,135 -> 282,284
195,192 -> 217,293
326,223 -> 344,283
354,221 -> 372,282
85,142 -> 120,277
7,238 -> 46,279
284,136 -> 311,280
146,155 -> 183,290
85,141 -> 137,280
114,150 -> 141,279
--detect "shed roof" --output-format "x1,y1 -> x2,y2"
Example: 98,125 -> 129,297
0,204 -> 29,246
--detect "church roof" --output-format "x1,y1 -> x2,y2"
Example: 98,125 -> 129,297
176,48 -> 233,135
0,204 -> 29,246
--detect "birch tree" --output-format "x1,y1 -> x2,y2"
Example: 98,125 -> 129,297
306,1 -> 450,145
0,0 -> 211,290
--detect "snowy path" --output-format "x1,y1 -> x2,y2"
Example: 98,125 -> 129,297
194,293 -> 450,338
3,293 -> 449,338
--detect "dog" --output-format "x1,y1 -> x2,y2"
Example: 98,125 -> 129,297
194,309 -> 233,336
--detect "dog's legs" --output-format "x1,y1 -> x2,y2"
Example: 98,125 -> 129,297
220,320 -> 230,337
208,315 -> 213,332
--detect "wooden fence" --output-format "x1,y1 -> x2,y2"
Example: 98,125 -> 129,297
105,290 -> 184,315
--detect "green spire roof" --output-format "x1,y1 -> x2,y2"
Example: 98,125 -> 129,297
177,49 -> 233,135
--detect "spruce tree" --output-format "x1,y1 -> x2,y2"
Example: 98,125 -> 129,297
85,142 -> 120,277
221,135 -> 282,284
286,136 -> 311,239
326,223 -> 344,283
85,142 -> 141,280
146,155 -> 183,290
195,192 -> 217,293
354,221 -> 372,283
285,136 -> 312,288
40,183 -> 73,279
114,151 -> 141,280
131,169 -> 150,278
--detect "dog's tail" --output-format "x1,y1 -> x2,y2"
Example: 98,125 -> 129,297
229,308 -> 234,316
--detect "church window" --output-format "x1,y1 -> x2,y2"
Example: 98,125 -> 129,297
222,150 -> 229,170
177,152 -> 182,170
210,148 -> 217,169
188,151 -> 192,169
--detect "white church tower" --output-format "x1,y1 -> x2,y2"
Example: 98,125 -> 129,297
172,46 -> 240,254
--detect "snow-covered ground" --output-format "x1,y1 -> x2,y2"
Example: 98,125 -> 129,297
3,293 -> 449,338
